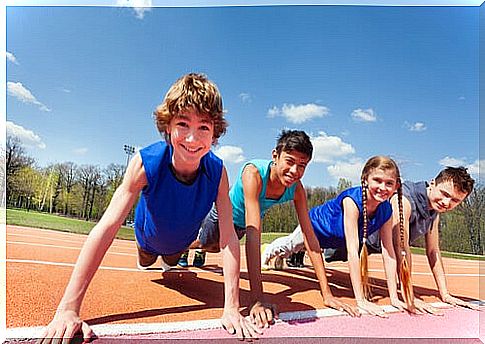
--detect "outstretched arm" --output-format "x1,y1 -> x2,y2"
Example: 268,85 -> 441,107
425,216 -> 479,310
294,183 -> 359,317
342,198 -> 387,318
380,214 -> 406,311
39,153 -> 147,343
241,165 -> 276,328
217,167 -> 262,339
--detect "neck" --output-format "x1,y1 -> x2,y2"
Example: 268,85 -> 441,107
171,158 -> 199,183
267,163 -> 285,195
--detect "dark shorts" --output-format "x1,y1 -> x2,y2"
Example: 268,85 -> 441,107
198,205 -> 246,249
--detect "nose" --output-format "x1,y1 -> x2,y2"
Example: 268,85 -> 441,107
185,130 -> 196,142
289,164 -> 299,175
442,197 -> 451,207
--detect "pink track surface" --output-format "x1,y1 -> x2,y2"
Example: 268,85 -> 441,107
114,307 -> 483,340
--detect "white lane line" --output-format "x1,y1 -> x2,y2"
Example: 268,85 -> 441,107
326,267 -> 482,277
7,301 -> 481,339
6,257 -> 482,277
5,259 -> 221,274
7,232 -> 134,250
7,241 -> 137,257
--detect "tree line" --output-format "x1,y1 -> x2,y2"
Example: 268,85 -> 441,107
4,136 -> 484,255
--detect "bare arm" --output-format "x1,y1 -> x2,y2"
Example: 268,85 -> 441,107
40,153 -> 147,342
381,195 -> 410,311
217,167 -> 261,339
241,164 -> 275,327
425,216 -> 479,310
293,183 -> 359,317
342,198 -> 386,317
380,217 -> 399,300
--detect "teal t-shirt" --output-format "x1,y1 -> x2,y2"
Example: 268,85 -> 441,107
229,159 -> 297,228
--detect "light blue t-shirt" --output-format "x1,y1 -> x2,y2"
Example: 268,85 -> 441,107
134,141 -> 223,255
229,159 -> 297,228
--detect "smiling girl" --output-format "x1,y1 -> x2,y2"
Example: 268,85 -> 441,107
263,156 -> 402,317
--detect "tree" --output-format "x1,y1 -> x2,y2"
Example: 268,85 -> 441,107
58,162 -> 77,215
6,136 -> 35,205
458,185 -> 484,255
337,178 -> 352,193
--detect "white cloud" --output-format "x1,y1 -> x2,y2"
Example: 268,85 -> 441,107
6,121 -> 46,149
310,131 -> 355,163
327,158 -> 365,185
439,157 -> 485,183
7,81 -> 51,112
239,93 -> 252,103
6,51 -> 19,65
439,156 -> 466,167
466,160 -> 484,179
268,103 -> 329,124
73,148 -> 89,155
406,121 -> 427,132
116,0 -> 152,19
214,145 -> 245,164
351,108 -> 377,122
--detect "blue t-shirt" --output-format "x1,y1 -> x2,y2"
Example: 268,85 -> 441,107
134,141 -> 223,255
229,159 -> 297,228
309,186 -> 393,249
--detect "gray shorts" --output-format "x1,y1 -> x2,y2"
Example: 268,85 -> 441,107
198,204 -> 246,249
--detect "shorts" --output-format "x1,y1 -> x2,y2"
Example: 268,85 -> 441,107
198,204 -> 246,249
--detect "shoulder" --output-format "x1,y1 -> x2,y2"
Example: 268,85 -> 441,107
390,191 -> 412,216
293,181 -> 307,201
122,153 -> 147,192
139,141 -> 167,158
342,196 -> 360,217
202,150 -> 224,180
242,163 -> 262,182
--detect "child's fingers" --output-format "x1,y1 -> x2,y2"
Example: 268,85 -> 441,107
222,323 -> 236,335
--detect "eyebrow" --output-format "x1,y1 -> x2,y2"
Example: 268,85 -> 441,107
176,114 -> 212,125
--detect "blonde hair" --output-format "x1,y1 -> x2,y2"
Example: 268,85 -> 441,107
153,73 -> 228,144
360,156 -> 402,300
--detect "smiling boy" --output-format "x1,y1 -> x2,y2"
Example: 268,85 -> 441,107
372,166 -> 478,313
39,73 -> 260,342
196,130 -> 356,328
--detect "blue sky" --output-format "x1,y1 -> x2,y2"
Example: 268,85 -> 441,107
4,1 -> 483,187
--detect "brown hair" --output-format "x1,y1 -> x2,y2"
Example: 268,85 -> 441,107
153,73 -> 228,144
274,130 -> 313,160
435,166 -> 475,196
360,156 -> 402,300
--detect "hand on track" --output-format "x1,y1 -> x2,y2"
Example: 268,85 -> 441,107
37,309 -> 95,344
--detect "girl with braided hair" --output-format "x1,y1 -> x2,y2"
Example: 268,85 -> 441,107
263,156 -> 402,317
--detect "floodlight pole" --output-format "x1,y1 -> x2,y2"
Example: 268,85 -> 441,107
123,144 -> 136,172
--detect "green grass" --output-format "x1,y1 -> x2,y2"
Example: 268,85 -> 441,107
6,208 -> 484,260
410,246 -> 485,261
6,208 -> 286,243
7,208 -> 135,240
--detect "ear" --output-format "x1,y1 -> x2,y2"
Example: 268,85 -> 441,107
271,149 -> 278,162
429,179 -> 436,187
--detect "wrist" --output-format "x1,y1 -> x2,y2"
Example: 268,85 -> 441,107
440,291 -> 450,300
223,303 -> 240,313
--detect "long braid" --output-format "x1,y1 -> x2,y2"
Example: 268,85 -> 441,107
397,180 -> 415,310
360,180 -> 371,300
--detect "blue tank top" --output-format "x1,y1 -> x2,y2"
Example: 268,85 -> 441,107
229,159 -> 297,228
134,141 -> 223,255
309,186 -> 393,249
